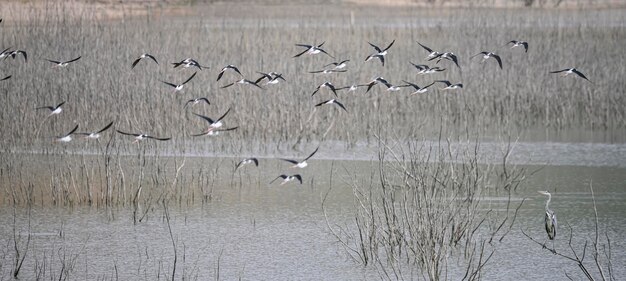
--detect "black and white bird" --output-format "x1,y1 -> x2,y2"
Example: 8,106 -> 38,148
323,59 -> 350,70
172,58 -> 206,70
308,69 -> 347,74
379,79 -> 404,92
46,56 -> 81,68
436,80 -> 463,90
365,77 -> 390,93
506,40 -> 529,53
429,52 -> 460,68
193,108 -> 231,131
160,72 -> 197,92
312,82 -> 338,97
220,78 -> 264,89
131,53 -> 158,69
293,42 -> 334,58
365,40 -> 395,66
191,126 -> 238,137
76,122 -> 114,139
235,158 -> 259,170
550,68 -> 592,83
217,65 -> 243,81
471,52 -> 503,69
417,42 -> 441,60
336,84 -> 367,92
5,49 -> 27,62
410,63 -> 445,75
280,147 -> 319,169
116,130 -> 171,143
55,124 -> 79,143
270,174 -> 303,185
315,99 -> 347,112
37,101 -> 65,116
255,72 -> 286,85
184,97 -> 210,109
400,81 -> 435,95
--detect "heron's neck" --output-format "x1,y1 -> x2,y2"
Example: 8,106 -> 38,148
545,194 -> 551,211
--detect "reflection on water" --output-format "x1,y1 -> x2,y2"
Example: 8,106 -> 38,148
0,158 -> 624,280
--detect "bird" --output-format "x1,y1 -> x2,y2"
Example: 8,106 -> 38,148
435,80 -> 463,90
400,80 -> 435,95
172,58 -> 206,70
116,130 -> 171,143
220,78 -> 264,89
217,65 -> 243,81
416,42 -> 441,60
191,127 -> 238,137
308,69 -> 347,74
550,68 -> 592,83
0,75 -> 10,81
312,82 -> 338,97
315,99 -> 347,112
538,191 -> 557,240
409,63 -> 445,75
55,124 -> 79,143
323,59 -> 350,70
235,158 -> 259,170
5,50 -> 27,62
76,122 -> 114,139
255,72 -> 286,85
0,47 -> 13,59
429,52 -> 460,68
336,84 -> 367,92
36,101 -> 65,116
364,77 -> 390,93
506,40 -> 528,52
280,147 -> 319,169
131,53 -> 158,69
193,108 -> 231,131
160,72 -> 197,92
378,79 -> 404,92
365,40 -> 395,66
470,52 -> 503,69
184,97 -> 210,109
46,56 -> 81,68
293,42 -> 334,58
270,174 -> 303,185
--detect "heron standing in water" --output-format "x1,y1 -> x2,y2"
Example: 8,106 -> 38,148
538,191 -> 557,242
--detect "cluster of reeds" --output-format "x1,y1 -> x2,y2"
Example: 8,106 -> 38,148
323,132 -> 527,280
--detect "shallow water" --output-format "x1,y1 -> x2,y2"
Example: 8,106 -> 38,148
1,156 -> 624,280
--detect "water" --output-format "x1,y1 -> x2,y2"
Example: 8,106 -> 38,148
1,154 -> 625,280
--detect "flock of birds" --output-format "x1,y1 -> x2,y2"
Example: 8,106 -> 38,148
1,16 -> 578,239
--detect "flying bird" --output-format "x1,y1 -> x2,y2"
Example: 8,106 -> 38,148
270,174 -> 303,185
470,52 -> 503,69
116,130 -> 171,143
131,53 -> 158,69
308,69 -> 347,74
217,65 -> 243,81
191,126 -> 238,137
400,80 -> 435,95
429,52 -> 460,68
538,191 -> 557,240
76,122 -> 114,139
409,63 -> 445,74
46,56 -> 81,68
312,82 -> 338,97
550,68 -> 592,83
172,58 -> 206,70
235,158 -> 259,170
365,40 -> 395,66
220,78 -> 264,89
293,42 -> 334,58
5,50 -> 27,62
37,101 -> 65,116
365,77 -> 390,93
184,97 -> 210,109
435,80 -> 463,90
336,84 -> 367,92
193,108 -> 231,131
160,72 -> 197,92
255,72 -> 286,85
323,59 -> 350,70
280,147 -> 319,169
506,40 -> 528,52
416,42 -> 441,60
315,99 -> 347,112
55,124 -> 79,143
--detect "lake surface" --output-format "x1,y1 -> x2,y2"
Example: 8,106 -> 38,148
1,143 -> 625,280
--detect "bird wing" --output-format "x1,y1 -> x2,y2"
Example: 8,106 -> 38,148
65,56 -> 81,64
146,135 -> 171,141
220,83 -> 235,89
368,42 -> 382,53
417,42 -> 433,53
279,158 -> 299,165
216,108 -> 231,122
435,80 -> 452,86
131,58 -> 142,69
116,130 -> 138,137
96,122 -> 114,133
46,59 -> 61,64
146,54 -> 158,64
198,97 -> 210,105
0,75 -> 11,81
493,54 -> 503,69
217,70 -> 226,81
294,174 -> 303,184
304,146 -> 319,161
182,72 -> 197,85
383,40 -> 395,51
549,69 -> 568,74
193,112 -> 216,124
270,175 -> 288,184
572,69 -> 591,82
334,100 -> 348,112
292,48 -> 309,58
521,42 -> 529,52
319,48 -> 335,59
55,101 -> 66,109
65,124 -> 79,136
